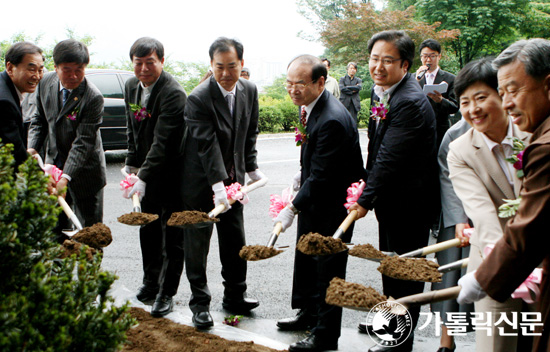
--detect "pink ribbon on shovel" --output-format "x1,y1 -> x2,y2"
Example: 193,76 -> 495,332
344,180 -> 366,209
226,182 -> 249,205
484,244 -> 542,303
269,186 -> 295,218
120,174 -> 139,199
44,164 -> 63,183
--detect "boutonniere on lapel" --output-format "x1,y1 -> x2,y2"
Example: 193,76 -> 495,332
294,125 -> 308,147
371,100 -> 389,123
129,103 -> 151,122
66,106 -> 80,121
499,137 -> 526,218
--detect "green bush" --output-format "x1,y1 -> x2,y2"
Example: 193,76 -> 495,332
0,144 -> 135,352
358,98 -> 371,129
258,105 -> 283,133
277,98 -> 299,131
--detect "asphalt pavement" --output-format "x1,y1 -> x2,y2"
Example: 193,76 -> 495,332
102,131 -> 475,351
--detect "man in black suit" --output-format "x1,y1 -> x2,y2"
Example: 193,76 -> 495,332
339,62 -> 362,120
415,39 -> 458,147
123,37 -> 187,317
350,30 -> 438,352
0,42 -> 44,169
181,37 -> 266,329
28,39 -> 106,243
274,55 -> 366,352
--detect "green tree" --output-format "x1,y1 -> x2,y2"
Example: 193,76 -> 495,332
263,74 -> 288,100
518,0 -> 550,38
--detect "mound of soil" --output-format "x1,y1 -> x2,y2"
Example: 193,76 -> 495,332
349,243 -> 388,260
167,211 -> 219,226
239,245 -> 283,261
73,223 -> 112,249
122,307 -> 286,352
61,239 -> 97,261
326,277 -> 387,310
118,212 -> 159,226
296,232 -> 347,256
377,257 -> 442,282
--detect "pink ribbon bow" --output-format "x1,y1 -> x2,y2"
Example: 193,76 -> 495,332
344,180 -> 366,209
226,182 -> 249,205
44,164 -> 63,183
269,186 -> 295,218
120,174 -> 139,199
462,228 -> 474,239
484,244 -> 542,303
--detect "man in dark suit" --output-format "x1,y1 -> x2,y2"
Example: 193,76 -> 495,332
339,62 -> 362,120
274,55 -> 366,352
350,30 -> 438,352
123,37 -> 187,317
27,39 -> 106,243
0,42 -> 44,169
415,39 -> 458,148
181,37 -> 266,329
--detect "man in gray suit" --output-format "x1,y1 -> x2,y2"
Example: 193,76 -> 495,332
181,37 -> 266,329
27,39 -> 106,243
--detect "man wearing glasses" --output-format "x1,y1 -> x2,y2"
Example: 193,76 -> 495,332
350,30 -> 437,352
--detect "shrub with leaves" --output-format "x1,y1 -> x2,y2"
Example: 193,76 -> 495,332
0,144 -> 135,352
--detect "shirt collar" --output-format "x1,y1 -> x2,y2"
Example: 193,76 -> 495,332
303,89 -> 324,118
481,118 -> 515,150
373,73 -> 406,101
428,67 -> 440,79
217,81 -> 237,97
13,85 -> 25,105
140,78 -> 158,93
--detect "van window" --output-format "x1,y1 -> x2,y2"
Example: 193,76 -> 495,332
87,74 -> 124,99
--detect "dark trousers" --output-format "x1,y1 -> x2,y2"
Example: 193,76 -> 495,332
139,198 -> 184,297
183,202 -> 247,313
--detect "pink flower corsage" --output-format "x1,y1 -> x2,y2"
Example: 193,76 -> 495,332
66,107 -> 79,121
225,182 -> 249,204
371,101 -> 389,123
130,103 -> 151,122
294,125 -> 308,147
344,180 -> 366,209
120,174 -> 139,199
269,186 -> 295,218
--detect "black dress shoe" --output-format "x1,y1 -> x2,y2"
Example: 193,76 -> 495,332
136,285 -> 158,304
277,309 -> 317,331
368,332 -> 414,352
151,294 -> 173,317
289,334 -> 338,352
358,322 -> 374,334
222,297 -> 259,313
192,311 -> 214,329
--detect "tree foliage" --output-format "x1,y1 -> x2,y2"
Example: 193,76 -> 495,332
518,0 -> 550,39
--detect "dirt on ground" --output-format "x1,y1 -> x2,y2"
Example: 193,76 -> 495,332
61,239 -> 98,261
118,212 -> 159,226
239,245 -> 283,261
377,257 -> 442,282
73,223 -> 112,248
296,232 -> 347,256
122,307 -> 287,352
167,210 -> 219,226
348,243 -> 388,260
325,277 -> 387,310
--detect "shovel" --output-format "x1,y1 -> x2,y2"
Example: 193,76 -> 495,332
355,238 -> 462,263
58,196 -> 83,237
391,286 -> 462,314
118,168 -> 158,226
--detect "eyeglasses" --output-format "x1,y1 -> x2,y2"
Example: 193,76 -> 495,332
420,54 -> 439,60
369,57 -> 403,66
284,80 -> 317,90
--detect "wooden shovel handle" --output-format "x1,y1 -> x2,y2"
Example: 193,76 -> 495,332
401,238 -> 461,257
267,222 -> 283,247
58,196 -> 83,231
395,286 -> 461,308
332,210 -> 357,239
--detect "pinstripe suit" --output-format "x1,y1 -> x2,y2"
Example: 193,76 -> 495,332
28,71 -> 106,235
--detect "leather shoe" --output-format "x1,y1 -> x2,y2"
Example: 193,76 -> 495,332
436,341 -> 456,352
151,294 -> 173,317
222,297 -> 259,313
368,332 -> 414,352
192,311 -> 214,329
358,322 -> 374,334
289,334 -> 337,352
277,309 -> 317,331
136,285 -> 158,304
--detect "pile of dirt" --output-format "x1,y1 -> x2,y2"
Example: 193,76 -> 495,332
296,232 -> 347,256
73,223 -> 112,249
123,307 -> 286,352
61,239 -> 97,261
377,257 -> 442,282
167,211 -> 219,226
239,245 -> 283,261
118,212 -> 159,226
326,277 -> 387,310
349,243 -> 388,260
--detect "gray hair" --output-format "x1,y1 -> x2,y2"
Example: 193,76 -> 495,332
493,38 -> 550,80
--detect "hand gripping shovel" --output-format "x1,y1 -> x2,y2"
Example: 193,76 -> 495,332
117,168 -> 158,226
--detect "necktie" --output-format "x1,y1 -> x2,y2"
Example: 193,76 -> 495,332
62,88 -> 70,106
300,106 -> 307,127
225,93 -> 234,117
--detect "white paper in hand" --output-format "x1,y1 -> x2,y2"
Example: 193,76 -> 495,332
423,81 -> 448,95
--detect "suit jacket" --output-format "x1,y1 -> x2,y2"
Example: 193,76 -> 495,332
182,76 -> 259,210
339,75 -> 362,112
124,70 -> 187,206
28,72 -> 106,198
476,116 -> 550,351
292,89 -> 366,237
358,73 -> 438,224
447,122 -> 530,271
0,71 -> 27,167
418,69 -> 458,145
